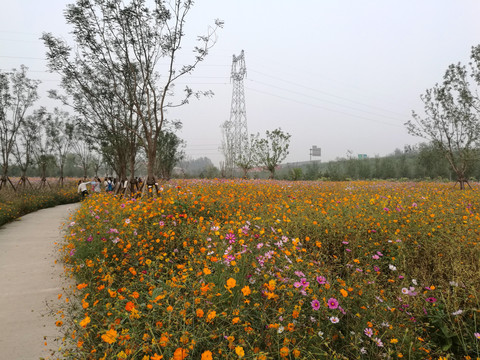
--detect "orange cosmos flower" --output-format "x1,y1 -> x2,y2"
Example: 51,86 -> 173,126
235,346 -> 245,358
173,347 -> 188,360
159,334 -> 169,347
241,286 -> 251,296
151,354 -> 163,360
279,347 -> 289,358
206,310 -> 216,322
101,329 -> 118,344
125,301 -> 135,312
201,350 -> 213,360
77,283 -> 88,290
79,316 -> 90,328
226,277 -> 237,289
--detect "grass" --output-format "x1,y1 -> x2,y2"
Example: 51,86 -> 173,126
56,180 -> 480,359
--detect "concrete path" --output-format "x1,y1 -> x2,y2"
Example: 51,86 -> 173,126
0,203 -> 80,360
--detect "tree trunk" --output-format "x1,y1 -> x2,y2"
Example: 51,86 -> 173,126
59,163 -> 65,187
145,142 -> 158,197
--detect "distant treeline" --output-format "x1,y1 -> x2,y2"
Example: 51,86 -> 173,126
11,142 -> 480,182
277,143 -> 467,181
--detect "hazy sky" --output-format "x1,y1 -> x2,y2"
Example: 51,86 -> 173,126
2,1 -> 480,166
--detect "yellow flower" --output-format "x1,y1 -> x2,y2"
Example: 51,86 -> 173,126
390,338 -> 398,344
79,316 -> 91,328
235,346 -> 245,358
101,329 -> 118,344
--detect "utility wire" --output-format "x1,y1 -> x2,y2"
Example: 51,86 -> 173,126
245,86 -> 402,128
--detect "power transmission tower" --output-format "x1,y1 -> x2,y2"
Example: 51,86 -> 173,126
225,50 -> 248,174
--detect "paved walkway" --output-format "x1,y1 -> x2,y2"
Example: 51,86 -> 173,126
0,203 -> 80,360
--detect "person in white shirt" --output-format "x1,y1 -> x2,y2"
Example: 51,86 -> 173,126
77,180 -> 91,198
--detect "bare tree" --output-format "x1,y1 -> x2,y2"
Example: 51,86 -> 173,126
13,108 -> 46,189
406,51 -> 480,190
235,133 -> 258,179
0,66 -> 40,191
72,130 -> 92,180
47,108 -> 75,186
42,0 -> 222,196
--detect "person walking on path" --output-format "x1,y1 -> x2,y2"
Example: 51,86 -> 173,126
0,203 -> 80,360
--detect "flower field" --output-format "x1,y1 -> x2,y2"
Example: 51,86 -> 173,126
0,179 -> 80,227
59,180 -> 480,359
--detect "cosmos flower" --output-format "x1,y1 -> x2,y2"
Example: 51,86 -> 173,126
311,299 -> 321,310
330,316 -> 339,324
327,297 -> 339,309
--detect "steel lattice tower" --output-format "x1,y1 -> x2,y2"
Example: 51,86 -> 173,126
229,50 -> 248,164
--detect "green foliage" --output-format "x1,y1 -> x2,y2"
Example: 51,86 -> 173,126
155,129 -> 185,180
253,128 -> 291,178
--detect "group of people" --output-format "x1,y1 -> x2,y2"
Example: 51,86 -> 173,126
77,177 -> 115,198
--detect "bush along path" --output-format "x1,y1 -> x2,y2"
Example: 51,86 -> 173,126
0,202 -> 80,360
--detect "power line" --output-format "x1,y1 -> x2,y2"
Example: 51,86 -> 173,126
247,77 -> 408,123
245,86 -> 402,128
249,68 -> 409,119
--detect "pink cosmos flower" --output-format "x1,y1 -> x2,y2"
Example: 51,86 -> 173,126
327,297 -> 339,309
311,299 -> 321,310
364,328 -> 373,337
300,278 -> 310,287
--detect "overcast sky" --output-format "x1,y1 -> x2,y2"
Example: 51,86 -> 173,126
2,1 -> 480,166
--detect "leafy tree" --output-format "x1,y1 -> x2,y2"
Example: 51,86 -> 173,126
304,161 -> 321,180
253,128 -> 291,179
155,126 -> 185,180
406,47 -> 480,189
0,66 -> 40,190
415,142 -> 452,179
43,0 -> 222,195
